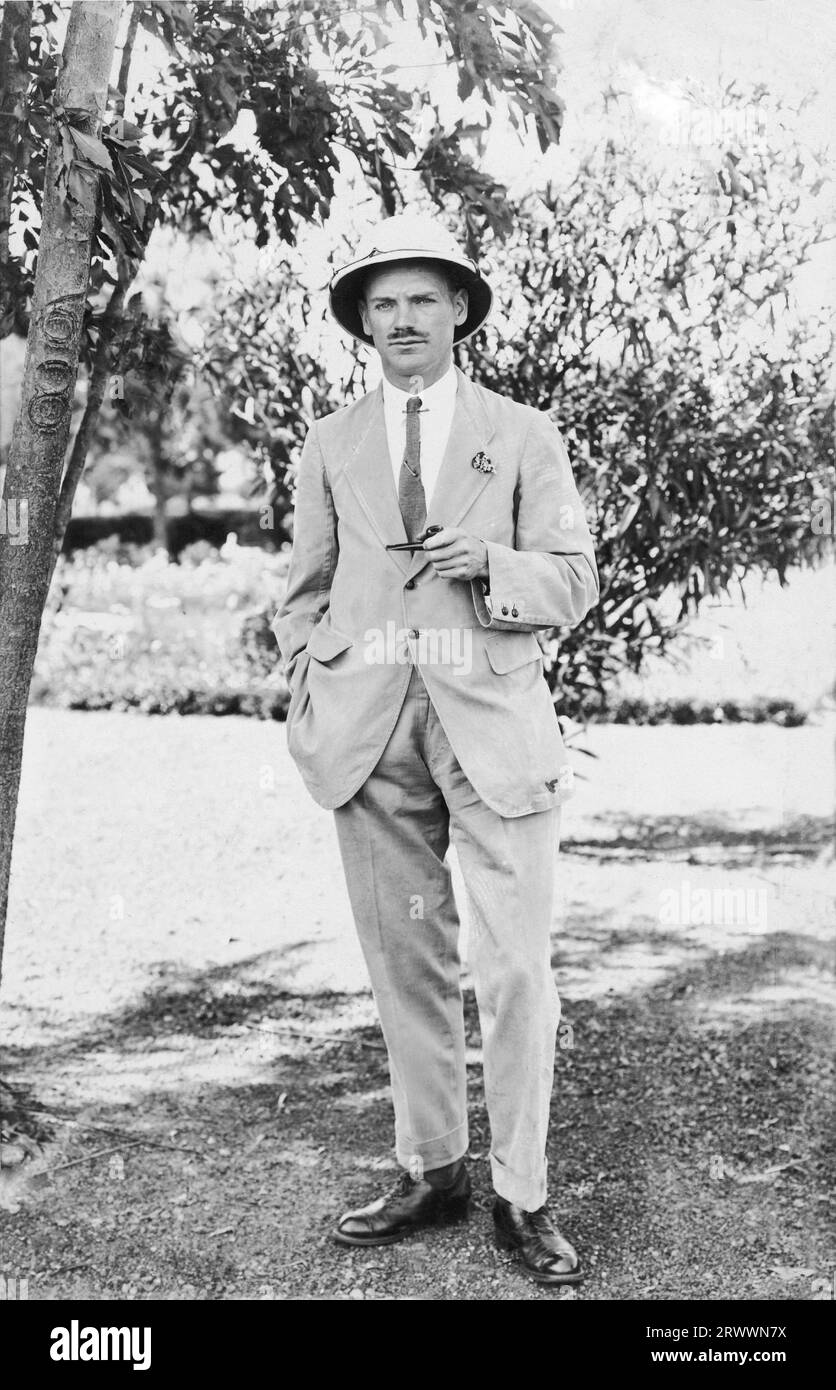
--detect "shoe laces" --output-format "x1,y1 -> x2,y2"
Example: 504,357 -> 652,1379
529,1205 -> 556,1234
388,1169 -> 419,1200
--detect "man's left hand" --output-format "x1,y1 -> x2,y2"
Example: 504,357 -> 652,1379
423,527 -> 489,582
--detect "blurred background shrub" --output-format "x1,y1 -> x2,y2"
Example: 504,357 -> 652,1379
30,536 -> 830,725
33,537 -> 290,719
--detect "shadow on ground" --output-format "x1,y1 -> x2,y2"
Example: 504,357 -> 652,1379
1,814 -> 833,1301
563,812 -> 832,861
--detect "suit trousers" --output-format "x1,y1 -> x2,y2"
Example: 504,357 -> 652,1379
332,662 -> 562,1211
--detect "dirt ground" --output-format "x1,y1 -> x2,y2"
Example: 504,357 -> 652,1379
0,711 -> 833,1301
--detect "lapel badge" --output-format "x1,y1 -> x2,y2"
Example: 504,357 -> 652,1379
545,767 -> 574,793
471,451 -> 494,474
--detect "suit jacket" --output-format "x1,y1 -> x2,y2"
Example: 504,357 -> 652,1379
272,366 -> 599,816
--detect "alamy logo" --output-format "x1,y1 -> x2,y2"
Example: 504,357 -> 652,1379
0,1274 -> 28,1299
50,1321 -> 151,1371
364,622 -> 472,675
658,880 -> 768,929
0,497 -> 28,545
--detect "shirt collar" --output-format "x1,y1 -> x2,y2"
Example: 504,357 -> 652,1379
381,361 -> 457,412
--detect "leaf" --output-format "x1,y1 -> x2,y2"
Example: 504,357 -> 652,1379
69,127 -> 114,173
215,76 -> 239,119
616,496 -> 643,537
115,158 -> 146,229
60,127 -> 75,169
157,0 -> 193,32
28,111 -> 52,140
67,165 -> 95,204
100,212 -> 125,255
118,150 -> 161,184
107,118 -> 143,144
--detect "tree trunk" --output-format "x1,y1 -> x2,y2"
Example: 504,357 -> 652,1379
0,1 -> 124,987
147,413 -> 170,554
152,491 -> 170,553
49,0 -> 141,582
0,1 -> 32,339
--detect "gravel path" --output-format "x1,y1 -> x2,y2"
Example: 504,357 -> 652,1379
0,710 -> 832,1300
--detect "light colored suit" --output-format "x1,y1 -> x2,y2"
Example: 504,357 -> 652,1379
272,366 -> 599,1210
272,367 -> 599,816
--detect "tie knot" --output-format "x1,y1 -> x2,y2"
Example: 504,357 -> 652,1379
406,395 -> 422,413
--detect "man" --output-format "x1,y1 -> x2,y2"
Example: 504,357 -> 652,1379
273,214 -> 599,1287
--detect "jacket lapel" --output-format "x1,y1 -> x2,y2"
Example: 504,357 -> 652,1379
408,366 -> 496,580
342,382 -> 412,575
341,367 -> 496,580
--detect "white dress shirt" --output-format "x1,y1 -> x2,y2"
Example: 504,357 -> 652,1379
381,361 -> 457,509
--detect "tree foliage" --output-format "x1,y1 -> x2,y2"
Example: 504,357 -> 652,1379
196,254 -> 339,534
2,0 -> 564,358
456,98 -> 834,717
0,0 -> 567,555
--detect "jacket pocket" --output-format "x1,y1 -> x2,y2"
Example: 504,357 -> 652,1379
484,631 -> 543,673
305,621 -> 354,663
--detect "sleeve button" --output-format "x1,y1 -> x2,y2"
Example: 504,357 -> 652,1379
501,605 -> 509,615
511,606 -> 519,617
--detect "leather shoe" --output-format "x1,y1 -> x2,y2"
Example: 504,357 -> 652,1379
493,1196 -> 584,1285
334,1164 -> 471,1246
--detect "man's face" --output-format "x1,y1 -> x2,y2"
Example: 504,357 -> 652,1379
358,262 -> 468,390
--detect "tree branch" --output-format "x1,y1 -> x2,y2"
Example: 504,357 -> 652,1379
116,0 -> 140,117
49,275 -> 128,579
0,1 -> 32,337
49,0 -> 143,574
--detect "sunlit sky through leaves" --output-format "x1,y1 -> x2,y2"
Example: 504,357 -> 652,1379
7,1 -> 835,394
122,0 -> 835,392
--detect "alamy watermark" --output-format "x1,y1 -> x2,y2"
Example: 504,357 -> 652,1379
50,1321 -> 151,1370
663,102 -> 769,151
659,879 -> 768,929
0,497 -> 28,545
364,622 -> 472,675
0,1274 -> 29,1300
812,490 -> 836,535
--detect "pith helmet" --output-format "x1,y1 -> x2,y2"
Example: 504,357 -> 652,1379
328,213 -> 493,346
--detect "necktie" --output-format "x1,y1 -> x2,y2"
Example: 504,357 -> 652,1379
398,395 -> 426,542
